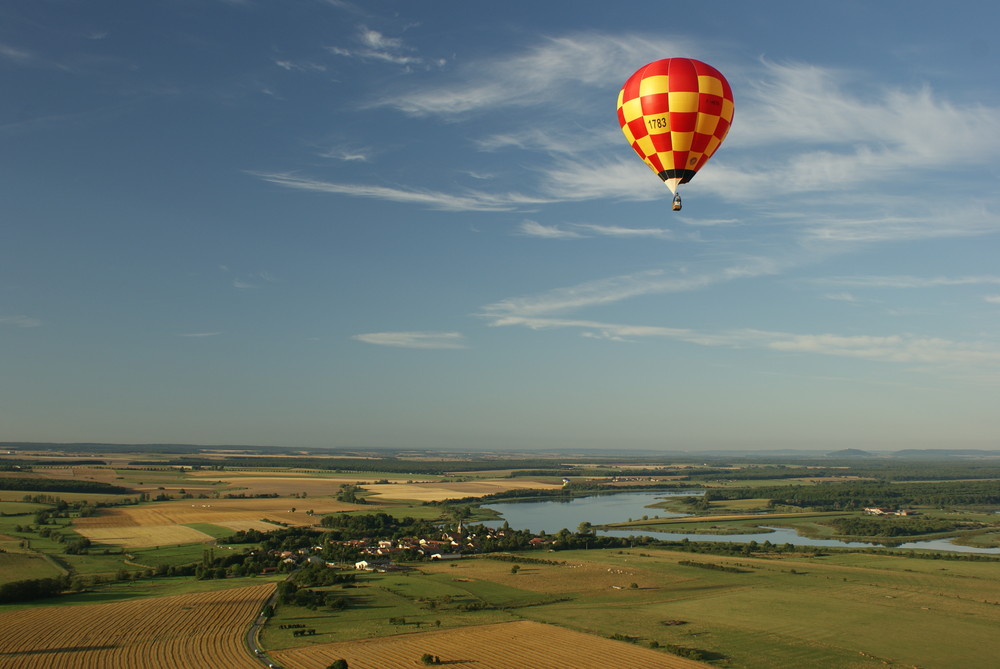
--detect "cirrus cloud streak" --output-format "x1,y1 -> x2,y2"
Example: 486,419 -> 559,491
353,331 -> 468,349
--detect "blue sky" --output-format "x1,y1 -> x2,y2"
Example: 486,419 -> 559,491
3,1 -> 1000,452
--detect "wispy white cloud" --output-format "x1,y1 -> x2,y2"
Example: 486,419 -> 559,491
518,220 -> 582,239
518,219 -> 679,240
320,145 -> 371,162
259,32 -> 1000,243
252,171 -> 551,212
487,315 -> 1000,369
534,57 -> 1000,211
0,315 -> 41,328
275,59 -> 327,73
353,331 -> 467,349
798,206 -> 1000,243
381,33 -> 692,116
705,60 -> 1000,203
475,126 -> 618,156
0,43 -> 33,63
815,274 -> 1000,289
575,223 -> 677,240
737,60 -> 1000,159
179,331 -> 222,337
482,258 -> 780,319
824,292 -> 860,302
536,156 -> 667,202
764,331 -> 1000,366
478,248 -> 1000,371
327,26 -> 444,69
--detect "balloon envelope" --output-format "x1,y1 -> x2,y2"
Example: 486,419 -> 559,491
617,58 -> 734,195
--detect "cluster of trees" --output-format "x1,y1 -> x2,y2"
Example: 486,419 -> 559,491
130,456 -> 579,475
508,460 -> 1000,484
0,478 -> 130,494
830,516 -> 969,538
335,484 -> 366,504
320,512 -> 437,540
294,563 -> 356,588
222,526 -> 320,552
276,579 -> 350,611
706,479 -> 1000,511
0,576 -> 69,603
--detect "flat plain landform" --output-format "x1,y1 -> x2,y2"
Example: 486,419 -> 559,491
1,443 -> 999,668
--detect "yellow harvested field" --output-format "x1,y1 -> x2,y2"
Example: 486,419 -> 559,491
0,583 -> 273,669
361,479 -> 562,502
184,474 -> 388,496
218,475 -> 337,495
77,497 -> 359,527
74,498 -> 363,545
271,620 -> 710,669
74,524 -> 215,548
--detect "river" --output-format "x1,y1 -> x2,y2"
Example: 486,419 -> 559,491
482,491 -> 1000,554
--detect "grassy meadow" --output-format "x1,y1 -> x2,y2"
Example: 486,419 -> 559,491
264,547 -> 1000,669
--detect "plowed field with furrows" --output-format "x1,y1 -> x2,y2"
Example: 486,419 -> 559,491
0,583 -> 273,669
270,620 -> 711,669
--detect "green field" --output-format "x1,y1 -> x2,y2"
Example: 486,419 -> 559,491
0,501 -> 52,515
261,548 -> 1000,669
261,571 -> 516,650
0,552 -> 65,581
182,522 -> 239,539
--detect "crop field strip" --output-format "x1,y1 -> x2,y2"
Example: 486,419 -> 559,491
270,619 -> 712,669
0,582 -> 273,668
71,498 -> 361,547
75,498 -> 360,527
360,479 -> 563,502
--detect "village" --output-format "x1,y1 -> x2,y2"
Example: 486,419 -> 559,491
258,522 -> 558,575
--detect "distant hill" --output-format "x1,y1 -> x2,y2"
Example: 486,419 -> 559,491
826,448 -> 875,458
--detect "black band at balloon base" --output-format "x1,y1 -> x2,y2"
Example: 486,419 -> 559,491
658,169 -> 697,184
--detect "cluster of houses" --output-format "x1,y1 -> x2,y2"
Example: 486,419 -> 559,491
863,507 -> 917,516
348,525 -> 551,570
259,524 -> 555,574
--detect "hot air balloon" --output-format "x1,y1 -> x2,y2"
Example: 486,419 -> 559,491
617,58 -> 734,211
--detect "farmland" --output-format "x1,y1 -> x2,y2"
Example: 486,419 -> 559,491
262,547 -> 1000,669
0,583 -> 273,668
72,498 -> 364,548
271,620 -> 711,668
2,445 -> 1000,668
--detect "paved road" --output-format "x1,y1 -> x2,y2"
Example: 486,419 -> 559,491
244,578 -> 288,669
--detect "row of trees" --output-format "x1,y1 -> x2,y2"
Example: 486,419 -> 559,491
0,576 -> 69,603
829,516 -> 971,538
0,477 -> 130,494
705,479 -> 1000,511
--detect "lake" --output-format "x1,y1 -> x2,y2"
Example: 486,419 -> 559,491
482,491 -> 1000,554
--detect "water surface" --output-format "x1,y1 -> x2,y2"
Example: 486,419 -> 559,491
482,491 -> 1000,554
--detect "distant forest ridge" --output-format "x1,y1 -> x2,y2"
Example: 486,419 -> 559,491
2,443 -> 1000,482
4,442 -> 1000,460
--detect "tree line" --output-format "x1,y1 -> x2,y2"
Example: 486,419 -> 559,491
705,479 -> 1000,510
0,477 -> 131,495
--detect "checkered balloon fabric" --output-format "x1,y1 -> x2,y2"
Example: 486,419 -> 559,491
617,58 -> 734,195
